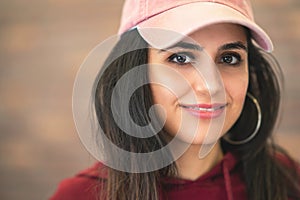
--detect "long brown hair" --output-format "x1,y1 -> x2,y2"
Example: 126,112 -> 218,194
94,29 -> 300,200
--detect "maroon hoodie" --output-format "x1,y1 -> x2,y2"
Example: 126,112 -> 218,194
50,153 -> 249,200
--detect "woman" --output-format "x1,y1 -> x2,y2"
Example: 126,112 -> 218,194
50,0 -> 300,199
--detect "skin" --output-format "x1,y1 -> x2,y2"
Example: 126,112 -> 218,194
148,23 -> 249,180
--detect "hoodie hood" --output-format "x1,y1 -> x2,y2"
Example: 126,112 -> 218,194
160,152 -> 247,200
51,152 -> 247,200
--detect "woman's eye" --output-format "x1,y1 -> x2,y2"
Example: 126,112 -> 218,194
220,53 -> 241,66
168,52 -> 194,65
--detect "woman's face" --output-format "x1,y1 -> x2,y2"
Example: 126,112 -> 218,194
148,23 -> 248,145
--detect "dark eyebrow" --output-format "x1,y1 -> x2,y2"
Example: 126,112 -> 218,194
159,41 -> 203,52
218,41 -> 248,52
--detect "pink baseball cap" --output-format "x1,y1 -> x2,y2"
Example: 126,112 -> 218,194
118,0 -> 273,52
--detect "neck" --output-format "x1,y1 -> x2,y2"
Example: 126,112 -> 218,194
175,142 -> 224,180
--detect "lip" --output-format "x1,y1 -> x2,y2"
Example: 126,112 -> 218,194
179,103 -> 227,119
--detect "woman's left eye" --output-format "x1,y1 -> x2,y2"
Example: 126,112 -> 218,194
220,53 -> 242,66
167,52 -> 194,65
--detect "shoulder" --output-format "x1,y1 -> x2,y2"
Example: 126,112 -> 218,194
273,150 -> 300,180
274,151 -> 300,171
274,151 -> 300,199
49,162 -> 107,200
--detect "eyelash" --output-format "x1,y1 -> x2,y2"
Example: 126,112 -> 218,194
167,52 -> 195,65
219,52 -> 242,66
167,51 -> 243,67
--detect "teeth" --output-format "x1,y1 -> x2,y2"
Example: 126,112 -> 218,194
183,105 -> 225,112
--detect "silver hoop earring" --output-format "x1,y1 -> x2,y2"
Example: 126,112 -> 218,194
223,93 -> 262,145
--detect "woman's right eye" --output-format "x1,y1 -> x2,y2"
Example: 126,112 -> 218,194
167,52 -> 195,65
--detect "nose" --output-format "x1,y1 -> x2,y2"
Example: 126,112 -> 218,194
191,56 -> 225,99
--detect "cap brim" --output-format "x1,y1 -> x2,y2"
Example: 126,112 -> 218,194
137,2 -> 273,52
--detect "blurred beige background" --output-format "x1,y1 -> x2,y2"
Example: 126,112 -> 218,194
0,0 -> 299,199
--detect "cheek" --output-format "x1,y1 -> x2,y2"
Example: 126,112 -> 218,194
150,84 -> 177,122
220,71 -> 248,134
150,84 -> 180,136
227,77 -> 248,102
151,84 -> 175,105
222,66 -> 249,101
223,69 -> 249,109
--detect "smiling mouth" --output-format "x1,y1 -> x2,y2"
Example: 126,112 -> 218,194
180,104 -> 227,111
179,103 -> 228,119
